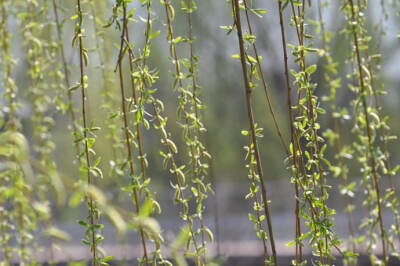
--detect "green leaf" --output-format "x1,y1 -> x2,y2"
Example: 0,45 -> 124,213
250,8 -> 268,18
305,64 -> 317,75
286,239 -> 296,247
102,256 -> 114,262
172,36 -> 182,44
150,30 -> 160,39
68,83 -> 81,93
204,226 -> 214,242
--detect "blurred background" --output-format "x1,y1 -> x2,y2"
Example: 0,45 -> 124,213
2,0 -> 400,263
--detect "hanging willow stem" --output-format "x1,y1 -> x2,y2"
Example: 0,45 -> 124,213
116,5 -> 150,266
317,0 -> 356,254
242,0 -> 289,156
133,0 -> 151,188
184,0 -> 212,257
347,0 -> 387,264
288,2 -> 331,261
162,0 -> 207,263
52,0 -> 80,155
368,56 -> 400,250
276,1 -> 346,263
370,69 -> 400,249
231,0 -> 277,264
364,19 -> 400,250
276,0 -> 303,262
122,37 -> 204,265
247,132 -> 270,263
75,0 -> 96,264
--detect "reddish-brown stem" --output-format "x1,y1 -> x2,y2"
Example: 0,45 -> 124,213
52,0 -> 80,155
123,21 -> 202,266
366,42 -> 400,250
248,133 -> 270,264
76,0 -> 96,264
347,0 -> 387,264
242,0 -> 289,156
116,6 -> 149,265
317,0 -> 356,253
185,0 -> 209,256
232,1 -> 277,264
288,2 -> 330,262
276,1 -> 303,263
125,24 -> 148,194
152,103 -> 201,265
163,0 -> 203,261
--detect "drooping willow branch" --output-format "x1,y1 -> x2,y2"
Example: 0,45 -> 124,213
115,4 -> 150,265
360,0 -> 400,251
89,0 -> 120,164
317,0 -> 357,256
344,0 -> 387,264
290,2 -> 338,263
276,1 -> 344,264
231,0 -> 277,264
244,130 -> 270,263
51,0 -> 80,156
113,1 -> 172,264
161,0 -> 212,263
242,0 -> 289,156
122,7 -> 201,265
183,0 -> 213,256
275,1 -> 304,262
73,1 -> 107,264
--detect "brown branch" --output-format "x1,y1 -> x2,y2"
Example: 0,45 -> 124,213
276,1 -> 303,262
232,0 -> 277,264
